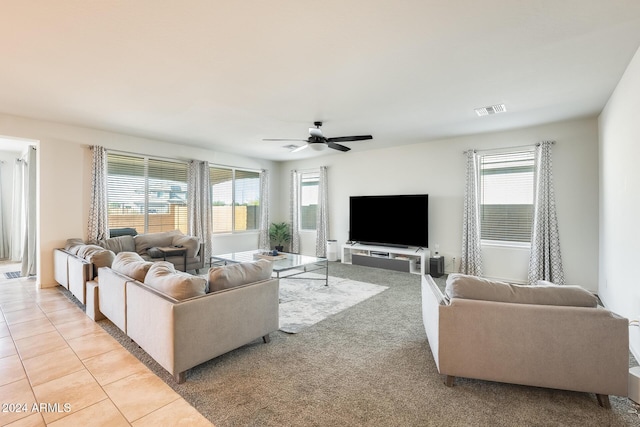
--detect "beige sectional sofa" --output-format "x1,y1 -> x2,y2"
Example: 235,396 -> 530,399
98,253 -> 279,383
53,230 -> 204,304
421,273 -> 629,408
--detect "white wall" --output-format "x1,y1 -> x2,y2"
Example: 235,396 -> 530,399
280,117 -> 600,289
0,113 -> 279,287
598,46 -> 640,357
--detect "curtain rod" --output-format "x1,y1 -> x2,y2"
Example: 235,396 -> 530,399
463,140 -> 555,155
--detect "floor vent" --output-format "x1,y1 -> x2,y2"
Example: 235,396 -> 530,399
4,271 -> 21,279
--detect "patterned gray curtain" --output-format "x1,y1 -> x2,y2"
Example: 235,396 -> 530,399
315,166 -> 328,257
87,146 -> 109,243
290,170 -> 300,253
0,163 -> 7,259
258,169 -> 270,250
188,160 -> 212,263
528,141 -> 564,285
460,150 -> 483,275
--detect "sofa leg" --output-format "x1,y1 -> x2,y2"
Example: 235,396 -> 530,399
596,394 -> 611,409
263,334 -> 271,343
175,372 -> 185,384
445,375 -> 455,387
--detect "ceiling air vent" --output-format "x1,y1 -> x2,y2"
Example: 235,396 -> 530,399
475,104 -> 507,117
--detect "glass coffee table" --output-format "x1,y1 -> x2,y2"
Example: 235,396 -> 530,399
210,250 -> 329,286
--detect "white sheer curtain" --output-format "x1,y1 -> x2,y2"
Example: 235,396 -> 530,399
460,150 -> 483,275
10,158 -> 24,261
87,146 -> 109,243
188,160 -> 212,264
21,146 -> 36,277
528,141 -> 564,285
258,169 -> 270,251
0,163 -> 7,259
290,170 -> 300,254
315,166 -> 328,257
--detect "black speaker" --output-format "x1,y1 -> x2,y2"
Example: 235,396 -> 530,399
430,256 -> 444,278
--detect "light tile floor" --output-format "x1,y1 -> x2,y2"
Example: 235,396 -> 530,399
0,262 -> 213,426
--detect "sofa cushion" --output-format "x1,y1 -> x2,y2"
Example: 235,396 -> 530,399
208,259 -> 273,292
97,235 -> 136,254
171,234 -> 200,258
86,249 -> 115,271
64,238 -> 85,255
144,261 -> 207,300
146,247 -> 165,258
111,252 -> 154,282
445,273 -> 598,307
134,230 -> 182,256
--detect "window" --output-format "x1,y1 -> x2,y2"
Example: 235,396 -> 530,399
479,150 -> 535,244
300,171 -> 319,230
210,166 -> 260,233
107,153 -> 188,234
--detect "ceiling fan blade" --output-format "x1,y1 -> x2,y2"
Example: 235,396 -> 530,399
327,142 -> 351,152
291,144 -> 308,153
327,135 -> 373,143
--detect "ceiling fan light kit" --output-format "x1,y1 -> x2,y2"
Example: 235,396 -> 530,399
264,121 -> 373,154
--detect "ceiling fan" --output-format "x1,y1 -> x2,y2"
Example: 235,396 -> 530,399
263,121 -> 373,153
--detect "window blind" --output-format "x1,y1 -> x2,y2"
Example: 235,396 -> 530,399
210,167 -> 234,233
300,171 -> 319,230
479,150 -> 534,243
106,153 -> 188,234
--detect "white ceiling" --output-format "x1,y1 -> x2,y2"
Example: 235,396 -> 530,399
1,1 -> 640,161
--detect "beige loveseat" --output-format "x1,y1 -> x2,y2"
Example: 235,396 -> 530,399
97,253 -> 279,383
53,230 -> 204,304
421,273 -> 629,408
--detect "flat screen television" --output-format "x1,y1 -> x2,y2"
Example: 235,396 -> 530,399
349,194 -> 428,248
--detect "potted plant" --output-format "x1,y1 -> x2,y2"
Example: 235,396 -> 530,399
269,222 -> 291,252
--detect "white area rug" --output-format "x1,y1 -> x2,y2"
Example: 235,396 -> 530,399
278,273 -> 388,334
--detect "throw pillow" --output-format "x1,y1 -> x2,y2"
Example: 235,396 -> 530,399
445,273 -> 598,307
133,230 -> 183,256
64,238 -> 85,255
144,261 -> 207,300
146,247 -> 165,258
97,235 -> 136,253
111,252 -> 154,282
171,234 -> 200,258
208,259 -> 273,292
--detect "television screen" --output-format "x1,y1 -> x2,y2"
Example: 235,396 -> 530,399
349,194 -> 428,248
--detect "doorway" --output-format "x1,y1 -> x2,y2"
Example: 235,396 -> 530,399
0,136 -> 38,278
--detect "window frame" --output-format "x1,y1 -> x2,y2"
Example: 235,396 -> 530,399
106,152 -> 189,235
209,165 -> 261,235
299,170 -> 320,232
478,149 -> 536,247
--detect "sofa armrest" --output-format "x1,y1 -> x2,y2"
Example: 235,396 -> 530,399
421,275 -> 446,370
97,267 -> 131,333
68,255 -> 92,304
53,249 -> 70,288
438,298 -> 629,396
